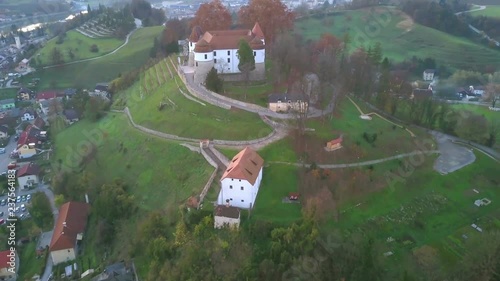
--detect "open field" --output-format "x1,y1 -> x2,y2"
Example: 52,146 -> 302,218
296,7 -> 500,69
118,59 -> 272,140
53,113 -> 213,211
20,26 -> 162,89
331,152 -> 500,270
223,81 -> 284,107
451,103 -> 499,121
34,30 -> 123,66
470,5 -> 500,18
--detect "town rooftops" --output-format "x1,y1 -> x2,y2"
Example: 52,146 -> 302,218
91,261 -> 134,281
33,117 -> 45,129
21,58 -> 29,64
64,88 -> 77,96
36,91 -> 58,101
17,162 -> 40,177
189,26 -> 204,42
214,205 -> 240,219
0,250 -> 13,269
49,202 -> 90,252
63,109 -> 79,120
221,147 -> 264,185
95,83 -> 109,92
327,136 -> 343,146
423,69 -> 436,74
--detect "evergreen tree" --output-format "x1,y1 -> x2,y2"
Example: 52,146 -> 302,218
205,67 -> 223,93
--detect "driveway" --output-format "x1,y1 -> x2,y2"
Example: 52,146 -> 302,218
0,137 -> 17,171
430,131 -> 476,175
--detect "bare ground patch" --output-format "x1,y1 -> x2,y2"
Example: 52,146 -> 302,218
396,14 -> 414,32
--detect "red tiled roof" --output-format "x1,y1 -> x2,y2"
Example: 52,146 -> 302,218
214,205 -> 240,219
49,202 -> 90,252
189,26 -> 204,42
0,250 -> 11,269
17,162 -> 40,177
17,125 -> 39,147
327,136 -> 343,146
193,39 -> 212,52
221,147 -> 264,185
250,37 -> 264,50
33,117 -> 45,130
194,23 -> 265,52
36,91 -> 57,101
252,22 -> 264,40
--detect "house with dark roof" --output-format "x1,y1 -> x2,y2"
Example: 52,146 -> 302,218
217,147 -> 264,209
63,109 -> 80,125
20,107 -> 36,121
62,88 -> 77,99
32,117 -> 45,130
0,249 -> 18,280
268,93 -> 309,113
17,162 -> 40,189
187,23 -> 266,83
49,202 -> 90,265
0,125 -> 8,139
214,204 -> 241,229
91,261 -> 136,281
95,83 -> 109,93
17,87 -> 34,101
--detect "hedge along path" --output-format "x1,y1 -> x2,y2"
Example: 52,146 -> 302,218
347,96 -> 416,137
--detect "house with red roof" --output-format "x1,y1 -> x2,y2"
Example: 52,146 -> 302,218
325,135 -> 343,152
15,125 -> 41,159
17,162 -> 40,189
0,249 -> 18,280
35,91 -> 58,102
187,23 -> 266,83
49,202 -> 90,265
217,147 -> 264,209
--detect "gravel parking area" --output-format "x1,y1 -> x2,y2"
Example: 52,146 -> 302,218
432,133 -> 476,175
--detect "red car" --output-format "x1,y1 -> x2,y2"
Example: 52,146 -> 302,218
0,219 -> 5,225
7,162 -> 16,169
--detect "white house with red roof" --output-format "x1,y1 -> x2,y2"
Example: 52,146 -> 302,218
0,249 -> 17,280
217,147 -> 264,209
14,125 -> 40,159
17,162 -> 40,189
49,202 -> 90,265
188,23 -> 266,83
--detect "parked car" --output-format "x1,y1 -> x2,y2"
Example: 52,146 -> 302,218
20,204 -> 25,211
0,219 -> 4,225
21,195 -> 26,202
0,199 -> 6,206
7,162 -> 16,169
0,212 -> 3,216
26,194 -> 31,200
0,148 -> 5,154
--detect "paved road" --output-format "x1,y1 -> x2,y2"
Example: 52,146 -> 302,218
0,138 -> 18,172
430,131 -> 477,175
42,27 -> 141,69
270,150 -> 440,168
455,4 -> 486,15
38,183 -> 57,281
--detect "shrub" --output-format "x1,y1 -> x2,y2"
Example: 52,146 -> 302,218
205,67 -> 224,93
90,44 -> 99,53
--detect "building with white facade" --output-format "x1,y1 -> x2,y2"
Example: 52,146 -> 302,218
423,69 -> 435,81
214,204 -> 241,229
217,147 -> 264,209
188,23 -> 266,84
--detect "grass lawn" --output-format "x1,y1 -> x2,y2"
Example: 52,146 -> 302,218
252,164 -> 302,223
0,88 -> 18,100
21,26 -> 163,90
120,58 -> 272,140
470,5 -> 500,19
223,81 -> 283,107
451,103 -> 499,122
34,30 -> 123,66
296,7 -> 500,69
53,113 -> 213,211
329,152 -> 500,269
217,137 -> 298,163
18,241 -> 46,280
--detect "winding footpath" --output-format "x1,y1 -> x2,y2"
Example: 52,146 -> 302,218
41,27 -> 140,69
455,4 -> 500,47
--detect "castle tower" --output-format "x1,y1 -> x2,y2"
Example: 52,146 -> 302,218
188,26 -> 203,67
250,37 -> 265,81
193,39 -> 214,84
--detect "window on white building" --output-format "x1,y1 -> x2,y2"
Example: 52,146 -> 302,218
230,185 -> 233,189
227,58 -> 230,63
227,50 -> 230,55
213,51 -> 216,56
214,59 -> 217,63
204,54 -> 207,59
241,186 -> 244,190
195,62 -> 198,67
253,51 -> 256,56
241,200 -> 244,202
230,198 -> 233,201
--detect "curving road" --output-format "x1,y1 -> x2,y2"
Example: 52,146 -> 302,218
41,27 -> 140,69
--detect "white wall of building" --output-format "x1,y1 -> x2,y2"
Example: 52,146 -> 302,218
254,49 -> 265,64
194,51 -> 213,62
51,248 -> 76,265
188,41 -> 196,52
214,216 -> 240,229
217,168 -> 263,209
18,175 -> 39,189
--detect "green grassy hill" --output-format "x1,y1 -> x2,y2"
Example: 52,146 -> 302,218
116,58 -> 273,140
470,5 -> 500,19
22,26 -> 163,89
34,30 -> 123,66
296,7 -> 500,69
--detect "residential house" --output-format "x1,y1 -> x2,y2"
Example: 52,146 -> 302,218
423,69 -> 435,81
217,147 -> 264,209
18,58 -> 29,69
15,125 -> 43,159
32,117 -> 45,130
63,109 -> 80,125
0,250 -> 18,280
17,88 -> 34,101
20,108 -> 36,121
39,100 -> 50,116
325,135 -> 343,152
411,89 -> 433,100
0,99 -> 15,111
187,23 -> 266,83
49,202 -> 91,265
17,162 -> 40,189
214,204 -> 241,229
95,83 -> 109,93
61,88 -> 77,100
268,93 -> 309,113
35,91 -> 57,102
91,261 -> 136,281
469,85 -> 485,96
0,125 -> 8,139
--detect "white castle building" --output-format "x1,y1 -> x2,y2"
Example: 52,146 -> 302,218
188,23 -> 266,84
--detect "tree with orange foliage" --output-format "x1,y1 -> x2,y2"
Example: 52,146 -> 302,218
314,33 -> 343,54
238,0 -> 294,44
190,0 -> 232,31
